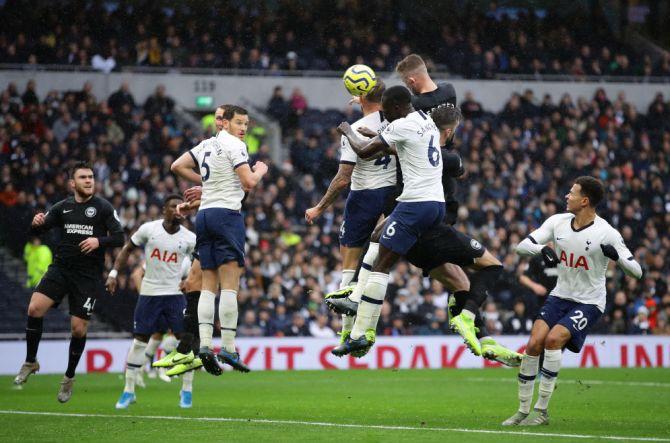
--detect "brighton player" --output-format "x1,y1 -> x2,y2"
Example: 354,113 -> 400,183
13,162 -> 124,402
106,194 -> 196,409
305,80 -> 396,345
185,105 -> 267,375
503,176 -> 642,426
332,86 -> 445,356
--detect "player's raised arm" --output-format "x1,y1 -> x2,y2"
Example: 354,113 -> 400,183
171,151 -> 202,184
337,122 -> 387,159
236,161 -> 268,191
305,162 -> 354,224
30,201 -> 63,234
601,231 -> 643,279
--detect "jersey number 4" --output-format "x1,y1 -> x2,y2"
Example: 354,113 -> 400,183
201,151 -> 212,182
374,155 -> 392,169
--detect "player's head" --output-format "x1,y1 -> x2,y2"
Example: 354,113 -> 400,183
224,105 -> 249,140
69,161 -> 95,199
566,176 -> 605,213
431,104 -> 462,146
163,193 -> 184,223
360,78 -> 385,105
381,85 -> 413,122
215,104 -> 232,132
396,54 -> 430,94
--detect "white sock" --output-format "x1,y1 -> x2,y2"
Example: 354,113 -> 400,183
518,354 -> 540,414
351,272 -> 388,339
219,289 -> 238,353
349,242 -> 378,304
182,369 -> 194,392
341,269 -> 356,331
124,339 -> 147,394
535,349 -> 562,411
198,290 -> 216,349
144,336 -> 161,362
162,334 -> 178,354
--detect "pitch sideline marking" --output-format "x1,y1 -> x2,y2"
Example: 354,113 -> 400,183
0,410 -> 668,442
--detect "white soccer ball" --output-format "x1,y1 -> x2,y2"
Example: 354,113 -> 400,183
343,64 -> 377,96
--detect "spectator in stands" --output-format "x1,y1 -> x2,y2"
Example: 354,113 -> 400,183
23,236 -> 52,288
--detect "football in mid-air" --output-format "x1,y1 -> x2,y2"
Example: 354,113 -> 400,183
343,64 -> 377,96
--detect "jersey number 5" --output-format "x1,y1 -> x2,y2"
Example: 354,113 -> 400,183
201,151 -> 212,182
427,135 -> 440,167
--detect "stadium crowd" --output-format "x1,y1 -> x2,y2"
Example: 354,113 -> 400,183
1,1 -> 669,79
0,78 -> 669,338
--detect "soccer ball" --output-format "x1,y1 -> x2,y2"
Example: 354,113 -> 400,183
343,64 -> 377,96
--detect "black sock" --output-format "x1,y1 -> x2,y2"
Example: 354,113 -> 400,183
26,316 -> 43,363
184,291 -> 200,353
468,265 -> 502,338
177,333 -> 193,354
451,290 -> 469,318
65,335 -> 87,378
474,312 -> 489,339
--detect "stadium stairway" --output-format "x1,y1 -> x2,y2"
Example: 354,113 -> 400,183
0,247 -> 115,336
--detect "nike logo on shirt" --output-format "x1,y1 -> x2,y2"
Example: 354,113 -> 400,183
63,210 -> 73,213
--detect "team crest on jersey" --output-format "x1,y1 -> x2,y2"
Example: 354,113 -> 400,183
585,240 -> 592,251
85,207 -> 97,218
470,239 -> 482,250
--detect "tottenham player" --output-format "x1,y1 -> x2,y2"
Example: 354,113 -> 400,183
503,177 -> 642,426
178,105 -> 267,375
13,162 -> 124,402
151,105 -> 230,373
332,86 -> 445,356
305,80 -> 396,345
106,194 -> 196,409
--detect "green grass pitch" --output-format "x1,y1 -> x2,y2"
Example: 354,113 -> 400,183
1,368 -> 668,442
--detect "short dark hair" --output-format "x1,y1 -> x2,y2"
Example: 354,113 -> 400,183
575,176 -> 605,207
223,105 -> 248,120
164,193 -> 184,206
69,161 -> 93,178
382,85 -> 412,106
431,104 -> 462,128
216,104 -> 232,113
395,54 -> 427,76
363,78 -> 385,103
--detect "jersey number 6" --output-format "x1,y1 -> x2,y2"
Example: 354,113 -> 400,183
427,135 -> 440,167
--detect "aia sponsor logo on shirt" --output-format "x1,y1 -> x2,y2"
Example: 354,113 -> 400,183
150,248 -> 178,263
559,250 -> 589,270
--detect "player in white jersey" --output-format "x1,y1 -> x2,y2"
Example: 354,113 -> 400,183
503,177 -> 642,426
105,194 -> 197,409
178,105 -> 267,375
331,85 -> 445,356
304,80 -> 397,344
153,105 -> 230,374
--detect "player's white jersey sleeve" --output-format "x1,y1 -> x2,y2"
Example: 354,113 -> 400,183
139,220 -> 197,296
340,111 -> 396,190
130,221 -> 151,247
199,131 -> 248,211
180,255 -> 192,279
603,226 -> 642,278
379,111 -> 444,202
547,215 -> 626,312
529,214 -> 571,244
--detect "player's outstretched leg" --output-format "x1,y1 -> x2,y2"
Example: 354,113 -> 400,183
58,317 -> 88,403
15,294 -> 51,386
215,288 -> 249,372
